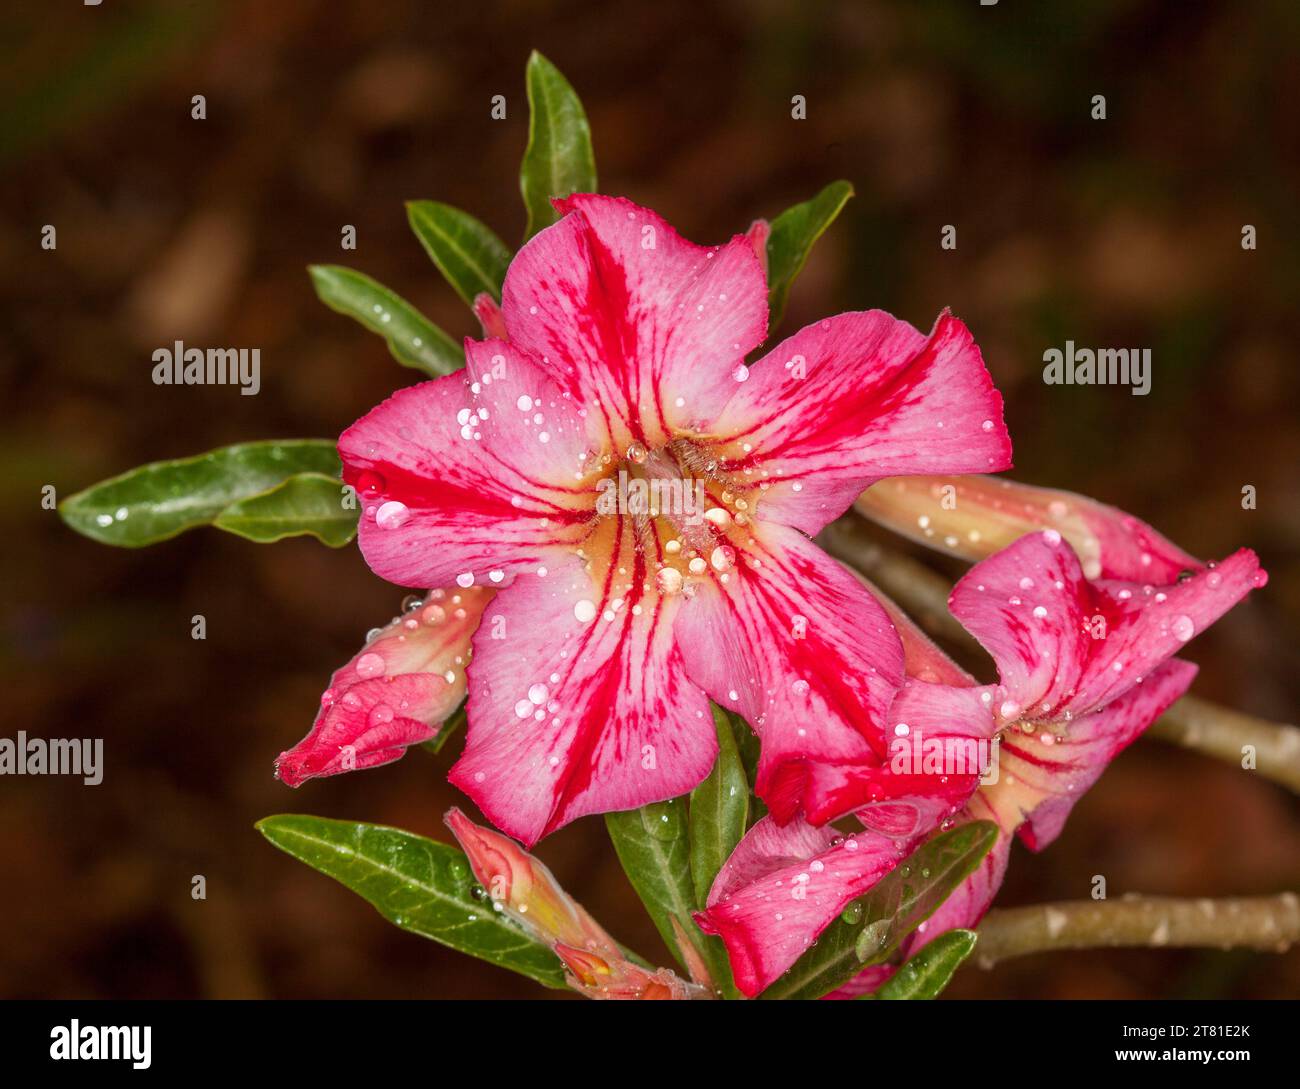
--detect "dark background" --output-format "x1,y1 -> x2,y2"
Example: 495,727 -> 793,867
2,0 -> 1297,998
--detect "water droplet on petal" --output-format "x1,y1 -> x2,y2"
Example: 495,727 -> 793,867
375,501 -> 410,529
657,568 -> 683,595
356,470 -> 386,497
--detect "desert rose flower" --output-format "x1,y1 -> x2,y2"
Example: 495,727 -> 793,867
698,530 -> 1266,996
275,587 -> 490,786
338,194 -> 1012,844
445,808 -> 707,999
856,473 -> 1200,581
892,529 -> 1265,942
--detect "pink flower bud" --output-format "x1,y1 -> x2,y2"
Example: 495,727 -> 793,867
857,474 -> 1200,582
274,587 -> 490,786
445,808 -> 708,999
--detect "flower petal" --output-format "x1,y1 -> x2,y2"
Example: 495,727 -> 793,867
695,817 -> 911,997
706,812 -> 839,904
948,531 -> 1093,719
450,556 -> 716,845
339,340 -> 598,589
473,292 -> 508,340
950,531 -> 1264,719
673,523 -> 905,824
501,194 -> 768,449
701,310 -> 1012,536
801,680 -> 998,830
999,658 -> 1199,851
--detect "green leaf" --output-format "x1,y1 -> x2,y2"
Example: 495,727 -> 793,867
690,706 -> 749,908
866,929 -> 976,1000
605,800 -> 700,973
765,180 -> 854,331
520,50 -> 597,240
60,439 -> 342,547
854,821 -> 998,967
728,712 -> 768,828
213,471 -> 358,547
760,821 -> 997,1000
308,264 -> 463,376
257,814 -> 566,989
406,201 -> 512,308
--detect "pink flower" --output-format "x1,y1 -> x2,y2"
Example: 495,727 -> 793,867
274,588 -> 490,786
445,808 -> 707,999
338,194 -> 1012,844
697,530 -> 1266,996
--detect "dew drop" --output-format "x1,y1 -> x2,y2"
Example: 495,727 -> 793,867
375,500 -> 410,529
656,567 -> 683,595
356,469 -> 386,497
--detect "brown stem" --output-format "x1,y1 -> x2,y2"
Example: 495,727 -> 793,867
1147,695 -> 1300,794
974,893 -> 1300,968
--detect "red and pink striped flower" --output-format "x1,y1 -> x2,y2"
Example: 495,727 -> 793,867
334,194 -> 1013,844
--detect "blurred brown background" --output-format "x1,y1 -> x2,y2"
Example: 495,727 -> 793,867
2,0 -> 1298,999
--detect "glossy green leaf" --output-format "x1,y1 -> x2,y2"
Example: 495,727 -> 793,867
213,471 -> 358,547
690,706 -> 749,908
308,264 -> 462,376
760,821 -> 996,1000
866,929 -> 977,1000
728,712 -> 767,828
406,201 -> 512,308
766,180 -> 854,330
605,800 -> 701,973
854,821 -> 997,967
60,439 -> 342,547
257,814 -> 566,989
520,50 -> 597,240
